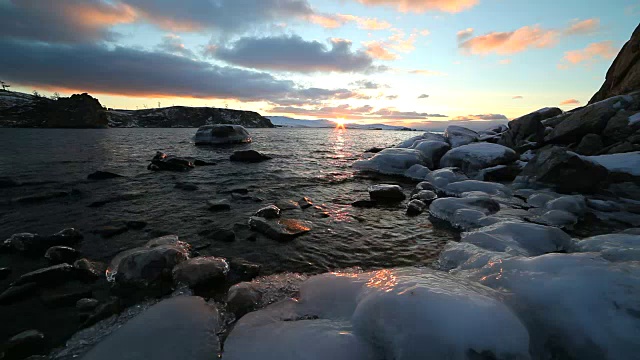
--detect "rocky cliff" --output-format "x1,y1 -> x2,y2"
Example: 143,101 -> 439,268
107,106 -> 273,128
0,92 -> 108,128
589,23 -> 640,104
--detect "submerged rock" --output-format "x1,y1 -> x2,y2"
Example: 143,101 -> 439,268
87,171 -> 124,180
194,124 -> 252,145
255,205 -> 281,219
207,199 -> 231,211
368,184 -> 406,202
44,246 -> 79,265
12,264 -> 77,286
298,197 -> 313,209
230,150 -> 272,163
147,152 -> 194,172
172,257 -> 229,289
174,182 -> 199,191
248,217 -> 312,241
81,296 -> 220,360
3,228 -> 83,255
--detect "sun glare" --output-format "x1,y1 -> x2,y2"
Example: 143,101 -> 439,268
334,118 -> 346,129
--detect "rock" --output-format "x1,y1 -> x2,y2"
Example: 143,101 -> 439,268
414,181 -> 435,192
0,283 -> 38,305
276,200 -> 299,210
255,205 -> 281,219
77,298 -> 100,311
0,267 -> 10,280
194,159 -> 216,166
351,199 -> 377,208
475,164 -> 521,182
368,184 -> 406,202
528,209 -> 579,228
406,199 -> 427,216
147,151 -> 194,172
13,264 -> 77,286
87,171 -> 124,180
227,282 -> 262,318
582,151 -> 640,182
602,110 -> 640,142
498,107 -> 562,149
126,220 -> 148,230
228,258 -> 261,282
444,125 -> 479,148
364,147 -> 385,153
199,227 -> 236,242
515,147 -> 609,193
3,228 -> 83,255
411,190 -> 437,205
172,257 -> 229,289
429,196 -> 501,230
545,98 -> 620,144
174,182 -> 198,191
545,195 -> 587,216
93,225 -> 128,238
586,198 -> 622,212
230,150 -> 272,163
82,297 -> 121,328
11,189 -> 79,204
589,23 -> 640,103
40,282 -> 93,307
605,141 -> 637,154
81,297 -> 220,360
526,192 -> 560,208
40,228 -> 83,250
44,246 -> 79,265
248,217 -> 312,241
425,168 -> 468,191
443,180 -> 511,197
403,164 -> 430,180
439,143 -> 518,175
297,197 -> 313,209
2,330 -> 46,359
574,133 -> 604,155
195,124 -> 252,145
231,192 -> 262,202
207,199 -> 231,211
413,141 -> 451,169
74,258 -> 106,279
352,148 -> 426,176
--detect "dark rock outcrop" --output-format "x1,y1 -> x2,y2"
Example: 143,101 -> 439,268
107,106 -> 274,128
148,152 -> 195,172
575,134 -> 604,155
368,184 -> 406,202
498,107 -> 562,149
589,23 -> 640,104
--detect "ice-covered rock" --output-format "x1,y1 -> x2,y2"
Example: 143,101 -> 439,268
395,135 -> 425,148
574,233 -> 640,262
413,141 -> 450,169
223,268 -> 530,360
544,195 -> 587,216
406,199 -> 427,216
439,143 -> 518,175
194,124 -> 252,145
526,192 -> 559,208
444,126 -> 479,148
403,164 -> 430,180
81,296 -> 220,360
475,164 -> 521,182
429,196 -> 501,230
527,210 -> 578,228
352,148 -> 426,175
410,190 -> 437,204
583,151 -> 640,177
443,180 -> 512,197
425,168 -> 468,191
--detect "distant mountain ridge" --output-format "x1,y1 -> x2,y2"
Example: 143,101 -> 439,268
267,116 -> 413,131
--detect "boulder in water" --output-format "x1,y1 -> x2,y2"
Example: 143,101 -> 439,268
227,282 -> 262,318
172,257 -> 229,289
248,217 -> 312,241
368,184 -> 406,202
2,329 -> 46,359
44,246 -> 79,265
87,171 -> 124,180
207,199 -> 231,211
194,124 -> 252,145
147,152 -> 194,172
230,150 -> 272,163
406,199 -> 427,216
255,205 -> 281,219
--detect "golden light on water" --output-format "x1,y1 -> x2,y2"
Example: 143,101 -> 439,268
366,269 -> 398,292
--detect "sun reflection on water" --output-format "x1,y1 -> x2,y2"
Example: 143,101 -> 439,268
366,269 -> 398,292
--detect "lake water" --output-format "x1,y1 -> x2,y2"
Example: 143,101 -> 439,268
0,128 -> 455,275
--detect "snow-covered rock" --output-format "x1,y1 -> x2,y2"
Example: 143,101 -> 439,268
583,151 -> 640,177
352,148 -> 426,176
444,126 -> 479,148
425,168 -> 468,191
81,296 -> 220,360
413,141 -> 450,169
429,196 -> 501,230
395,135 -> 425,148
403,164 -> 430,180
443,180 -> 512,197
527,209 -> 579,228
544,195 -> 587,216
574,233 -> 640,262
526,192 -> 559,208
439,143 -> 518,175
223,268 -> 530,360
194,124 -> 252,145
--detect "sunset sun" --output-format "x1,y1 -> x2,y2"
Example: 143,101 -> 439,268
334,118 -> 346,129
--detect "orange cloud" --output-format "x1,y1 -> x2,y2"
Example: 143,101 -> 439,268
71,2 -> 137,27
365,42 -> 398,60
355,0 -> 479,13
560,41 -> 617,66
363,28 -> 425,60
309,14 -> 391,30
457,28 -> 474,42
564,18 -> 600,35
512,96 -> 523,99
459,25 -> 559,55
499,58 -> 512,65
308,14 -> 343,28
560,98 -> 580,105
409,69 -> 446,76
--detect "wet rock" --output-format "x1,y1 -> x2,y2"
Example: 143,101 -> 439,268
207,199 -> 231,211
230,150 -> 272,163
368,184 -> 406,202
406,199 -> 427,216
415,181 -> 435,192
194,159 -> 216,166
147,151 -> 194,172
12,264 -> 77,286
74,258 -> 106,279
475,164 -> 521,182
199,227 -> 235,242
93,225 -> 128,238
248,217 -> 312,241
411,190 -> 437,205
0,267 -> 11,280
255,205 -> 281,219
429,196 -> 502,230
365,147 -> 385,153
574,133 -> 604,155
40,282 -> 93,307
44,246 -> 79,265
413,141 -> 451,169
80,296 -> 219,360
2,330 -> 45,359
444,125 -> 479,148
0,282 -> 38,305
76,298 -> 99,311
88,191 -> 145,207
87,171 -> 124,180
172,257 -> 229,288
498,107 -> 561,149
516,147 -> 609,193
404,164 -> 431,180
126,220 -> 147,230
174,182 -> 198,191
276,200 -> 300,210
440,143 -> 518,175
227,282 -> 261,318
45,228 -> 83,248
82,297 -> 122,328
228,258 -> 261,283
351,199 -> 378,208
527,209 -> 579,229
298,197 -> 313,209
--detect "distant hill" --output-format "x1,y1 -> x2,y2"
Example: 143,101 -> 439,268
267,116 -> 414,131
108,107 -> 273,128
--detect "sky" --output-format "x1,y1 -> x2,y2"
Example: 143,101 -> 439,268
0,0 -> 638,129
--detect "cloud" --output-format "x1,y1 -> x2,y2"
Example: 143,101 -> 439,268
409,69 -> 446,76
157,34 -> 196,57
450,114 -> 509,121
351,80 -> 389,89
499,58 -> 512,65
564,18 -> 600,36
560,99 -> 580,106
512,96 -> 523,99
211,35 -> 380,73
386,95 -> 399,100
418,94 -> 430,99
457,28 -> 474,42
559,41 -> 617,67
353,0 -> 479,13
270,104 -> 447,120
364,42 -> 398,60
459,25 -> 558,55
0,0 -> 136,43
0,38 -> 367,106
363,28 -> 426,60
311,14 -> 392,30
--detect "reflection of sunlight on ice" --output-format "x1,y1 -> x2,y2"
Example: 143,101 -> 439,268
366,269 -> 398,292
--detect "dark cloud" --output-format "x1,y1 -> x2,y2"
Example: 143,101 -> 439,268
0,0 -> 136,43
270,105 -> 447,120
156,34 -> 196,58
210,35 -> 379,73
418,94 -> 429,99
0,38 -> 361,104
